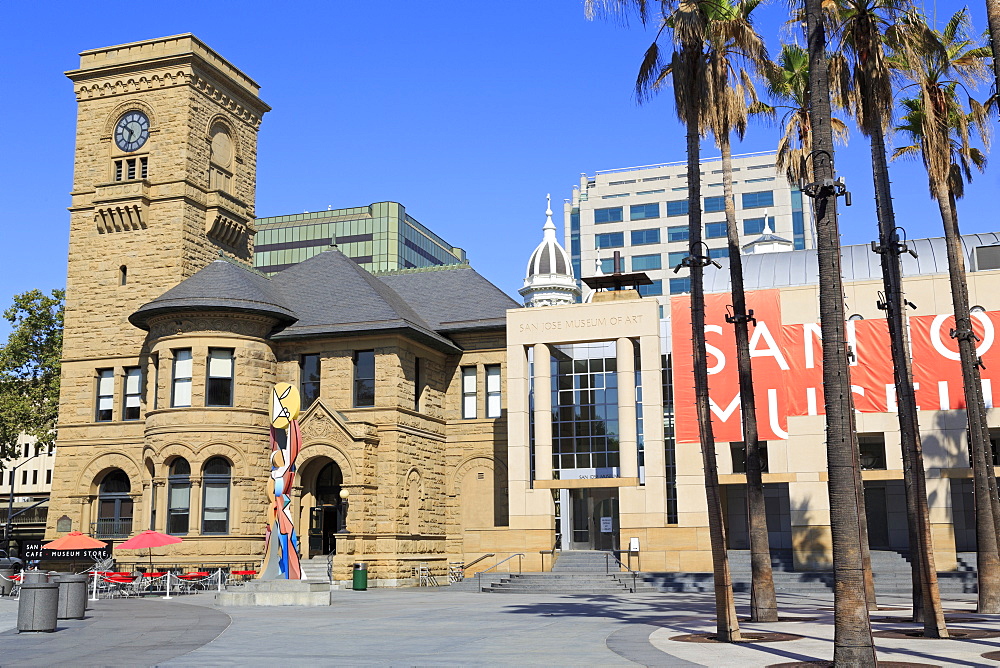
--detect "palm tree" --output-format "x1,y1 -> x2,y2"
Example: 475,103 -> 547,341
587,0 -> 741,641
985,0 -> 1000,106
804,0 -> 878,661
762,44 -> 849,185
701,0 -> 779,623
761,39 -> 879,614
891,8 -> 999,613
832,0 -> 947,635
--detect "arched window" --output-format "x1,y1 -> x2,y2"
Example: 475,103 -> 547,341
167,458 -> 191,535
208,124 -> 234,193
202,457 -> 231,534
96,469 -> 132,539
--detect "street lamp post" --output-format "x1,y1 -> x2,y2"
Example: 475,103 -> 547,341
3,452 -> 40,553
337,489 -> 349,534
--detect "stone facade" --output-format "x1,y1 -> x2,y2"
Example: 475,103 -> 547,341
50,34 -> 272,569
49,35 -> 514,584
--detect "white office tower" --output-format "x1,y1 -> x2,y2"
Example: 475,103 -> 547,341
565,151 -> 813,302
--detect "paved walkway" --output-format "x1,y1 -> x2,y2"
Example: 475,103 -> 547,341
1,587 -> 999,666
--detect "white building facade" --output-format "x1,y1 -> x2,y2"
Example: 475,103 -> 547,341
565,151 -> 814,304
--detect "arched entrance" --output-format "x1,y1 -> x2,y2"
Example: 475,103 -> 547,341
304,460 -> 343,557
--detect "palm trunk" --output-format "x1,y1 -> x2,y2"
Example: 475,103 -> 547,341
805,0 -> 876,662
850,413 -> 878,611
686,78 -> 740,643
720,134 -> 778,623
869,121 -> 947,636
935,184 -> 1000,614
986,0 -> 1000,114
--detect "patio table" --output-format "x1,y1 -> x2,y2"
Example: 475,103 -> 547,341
176,572 -> 210,593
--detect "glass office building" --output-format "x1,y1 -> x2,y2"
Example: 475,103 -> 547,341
254,201 -> 467,274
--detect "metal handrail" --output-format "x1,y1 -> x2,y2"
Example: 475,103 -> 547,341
605,551 -> 638,593
462,553 -> 495,572
476,553 -> 525,592
539,539 -> 559,572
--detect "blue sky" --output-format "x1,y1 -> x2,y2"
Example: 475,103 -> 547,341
0,0 -> 995,336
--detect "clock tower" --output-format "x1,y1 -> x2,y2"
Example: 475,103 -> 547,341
48,36 -> 269,537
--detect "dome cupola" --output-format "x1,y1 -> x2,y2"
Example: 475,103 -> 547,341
519,195 -> 580,307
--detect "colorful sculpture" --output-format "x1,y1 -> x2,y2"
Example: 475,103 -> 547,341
261,382 -> 304,579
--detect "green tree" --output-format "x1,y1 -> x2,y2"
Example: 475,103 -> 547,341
891,7 -> 998,613
804,0 -> 878,660
761,44 -> 849,185
985,0 -> 1000,109
834,0 -> 948,634
588,0 -> 742,640
0,289 -> 64,464
700,0 -> 779,624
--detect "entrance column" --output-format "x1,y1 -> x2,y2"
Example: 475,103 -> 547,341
617,338 -> 638,479
533,343 -> 553,481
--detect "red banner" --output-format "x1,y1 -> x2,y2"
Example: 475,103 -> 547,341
671,290 -> 999,443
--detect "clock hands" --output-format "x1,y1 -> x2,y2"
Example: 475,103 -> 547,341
116,113 -> 148,150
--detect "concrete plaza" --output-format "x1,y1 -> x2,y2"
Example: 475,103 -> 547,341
1,587 -> 998,666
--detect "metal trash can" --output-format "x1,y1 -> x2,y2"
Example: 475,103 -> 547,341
17,580 -> 59,632
0,568 -> 14,596
352,562 -> 368,591
56,574 -> 88,620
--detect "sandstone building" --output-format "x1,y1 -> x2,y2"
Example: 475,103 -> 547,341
48,35 -> 515,582
48,34 -> 1000,584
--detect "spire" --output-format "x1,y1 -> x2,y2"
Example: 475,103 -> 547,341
543,193 -> 556,238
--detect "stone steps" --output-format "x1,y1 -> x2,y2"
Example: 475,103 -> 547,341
460,549 -> 983,595
300,558 -> 332,582
479,551 -> 655,594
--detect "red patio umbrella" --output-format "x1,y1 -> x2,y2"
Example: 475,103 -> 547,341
115,530 -> 183,571
42,532 -> 108,550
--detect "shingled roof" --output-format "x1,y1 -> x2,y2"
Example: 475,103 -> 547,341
379,266 -> 519,332
267,249 -> 456,350
129,248 -> 516,350
129,259 -> 297,329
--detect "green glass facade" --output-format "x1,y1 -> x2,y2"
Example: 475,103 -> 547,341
253,202 -> 466,275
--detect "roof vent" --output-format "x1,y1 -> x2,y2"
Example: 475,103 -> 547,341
976,245 -> 1000,271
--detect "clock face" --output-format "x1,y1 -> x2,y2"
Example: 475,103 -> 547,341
114,111 -> 150,152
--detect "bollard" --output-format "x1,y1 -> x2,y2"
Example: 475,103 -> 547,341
0,568 -> 14,597
56,574 -> 89,619
17,581 -> 59,632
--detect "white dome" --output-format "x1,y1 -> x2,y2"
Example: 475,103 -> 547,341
519,195 -> 579,308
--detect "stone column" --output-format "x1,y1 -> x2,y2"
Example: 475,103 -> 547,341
146,352 -> 159,411
533,344 -> 553,481
78,497 -> 93,535
229,477 -> 245,537
617,338 -> 638,479
639,331 -> 666,491
128,491 -> 142,536
153,479 -> 168,533
188,478 -> 203,536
